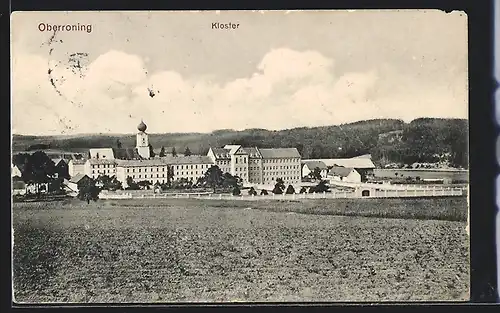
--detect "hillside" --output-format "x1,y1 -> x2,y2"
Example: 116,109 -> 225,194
12,118 -> 468,168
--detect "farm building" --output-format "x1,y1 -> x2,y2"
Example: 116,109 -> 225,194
302,161 -> 329,178
51,158 -> 69,179
65,174 -> 92,193
306,157 -> 375,182
328,166 -> 362,183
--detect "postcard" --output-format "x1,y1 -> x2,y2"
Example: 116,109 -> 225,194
11,10 -> 469,303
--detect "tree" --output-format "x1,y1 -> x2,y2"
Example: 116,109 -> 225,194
166,165 -> 175,186
116,139 -> 122,149
22,151 -> 57,198
201,165 -> 224,192
172,147 -> 177,157
260,189 -> 268,196
276,178 -> 285,190
77,178 -> 100,204
314,180 -> 330,193
248,187 -> 257,196
137,180 -> 152,189
149,144 -> 155,158
159,146 -> 166,157
126,176 -> 140,190
222,172 -> 241,189
285,184 -> 295,194
232,186 -> 241,196
272,183 -> 283,194
309,167 -> 322,180
97,175 -> 122,191
184,146 -> 192,156
299,186 -> 307,194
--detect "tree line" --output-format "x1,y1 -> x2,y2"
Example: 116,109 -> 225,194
13,118 -> 468,169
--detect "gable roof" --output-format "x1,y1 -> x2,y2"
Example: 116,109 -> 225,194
210,148 -> 231,159
239,147 -> 262,158
302,160 -> 328,170
69,174 -> 90,184
308,158 -> 375,169
115,155 -> 214,167
224,145 -> 242,155
112,148 -> 141,160
87,158 -> 117,165
89,148 -> 115,159
259,148 -> 301,159
329,166 -> 356,177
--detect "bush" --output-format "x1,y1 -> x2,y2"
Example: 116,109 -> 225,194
299,187 -> 307,194
248,187 -> 257,196
260,189 -> 268,196
232,186 -> 241,196
285,185 -> 295,194
272,185 -> 283,194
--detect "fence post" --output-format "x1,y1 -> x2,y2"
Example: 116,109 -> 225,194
414,189 -> 417,197
333,190 -> 336,198
323,191 -> 326,199
219,194 -> 222,199
384,189 -> 388,198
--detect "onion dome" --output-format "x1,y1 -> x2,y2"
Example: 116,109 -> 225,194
137,120 -> 147,132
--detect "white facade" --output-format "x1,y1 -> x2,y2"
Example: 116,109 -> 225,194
84,159 -> 117,179
136,131 -> 150,159
68,159 -> 86,177
329,168 -> 362,183
302,161 -> 328,178
208,146 -> 302,185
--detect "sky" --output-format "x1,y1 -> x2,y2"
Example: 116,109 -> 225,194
11,10 -> 468,135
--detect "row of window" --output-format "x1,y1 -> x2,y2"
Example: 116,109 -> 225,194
264,165 -> 300,170
127,176 -> 199,182
263,158 -> 300,164
92,169 -> 116,174
264,177 -> 301,182
124,164 -> 212,173
127,174 -> 203,181
92,164 -> 115,169
264,171 -> 301,176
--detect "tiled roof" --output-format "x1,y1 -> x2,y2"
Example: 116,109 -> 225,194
89,148 -> 115,159
115,155 -> 214,167
329,166 -> 356,177
69,174 -> 90,183
302,160 -> 328,170
258,148 -> 301,159
87,159 -> 117,165
239,147 -> 262,158
70,159 -> 87,165
224,145 -> 241,154
113,148 -> 141,160
163,155 -> 214,165
211,148 -> 231,159
308,158 -> 375,169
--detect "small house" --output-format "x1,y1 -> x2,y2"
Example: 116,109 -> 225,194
66,174 -> 92,193
328,166 -> 362,183
302,161 -> 329,179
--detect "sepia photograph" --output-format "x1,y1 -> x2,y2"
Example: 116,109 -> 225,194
11,10 -> 469,303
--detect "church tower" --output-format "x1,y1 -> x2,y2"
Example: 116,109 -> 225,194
136,120 -> 150,159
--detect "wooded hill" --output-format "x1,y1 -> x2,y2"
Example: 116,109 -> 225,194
12,118 -> 468,168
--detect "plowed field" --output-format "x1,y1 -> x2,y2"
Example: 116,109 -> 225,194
12,197 -> 469,303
